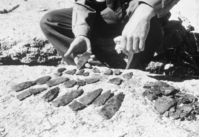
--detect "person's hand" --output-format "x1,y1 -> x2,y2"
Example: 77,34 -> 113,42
64,35 -> 92,59
121,3 -> 156,55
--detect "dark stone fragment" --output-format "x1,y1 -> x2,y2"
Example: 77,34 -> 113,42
155,96 -> 175,114
93,68 -> 101,73
109,77 -> 123,85
144,81 -> 170,89
77,79 -> 86,87
52,89 -> 84,107
47,77 -> 69,87
76,69 -> 85,75
85,77 -> 100,84
186,114 -> 197,121
147,92 -> 158,101
82,72 -> 90,76
29,88 -> 47,95
93,90 -> 112,106
181,94 -> 197,104
57,68 -> 66,73
79,88 -> 103,105
122,72 -> 133,79
17,90 -> 32,101
64,80 -> 77,88
142,90 -> 150,97
113,69 -> 121,75
99,92 -> 125,119
170,109 -> 182,119
12,81 -> 36,92
160,86 -> 178,96
68,100 -> 86,111
76,52 -> 91,69
65,69 -> 77,75
180,105 -> 193,114
42,87 -> 60,102
103,69 -> 113,75
54,72 -> 62,76
35,76 -> 51,85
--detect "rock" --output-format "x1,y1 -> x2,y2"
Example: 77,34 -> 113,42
85,77 -> 100,84
103,69 -> 113,75
93,90 -> 112,106
57,68 -> 66,73
42,87 -> 59,102
155,96 -> 175,114
109,78 -> 123,85
29,87 -> 47,95
79,88 -> 103,105
76,69 -> 85,75
65,69 -> 76,75
76,52 -> 91,69
77,79 -> 86,87
113,69 -> 121,75
122,72 -> 133,79
181,94 -> 197,104
35,76 -> 51,85
170,109 -> 182,119
180,105 -> 193,114
68,100 -> 86,111
16,90 -> 32,101
99,92 -> 125,119
82,72 -> 90,76
147,92 -> 158,101
160,86 -> 178,96
186,114 -> 197,121
93,68 -> 101,73
54,72 -> 62,76
52,89 -> 84,107
12,81 -> 36,92
64,80 -> 77,88
46,77 -> 69,87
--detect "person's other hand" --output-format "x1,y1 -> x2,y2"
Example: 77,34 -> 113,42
64,36 -> 92,59
121,3 -> 155,55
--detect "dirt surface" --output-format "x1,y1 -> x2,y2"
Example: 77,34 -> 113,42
1,0 -> 199,137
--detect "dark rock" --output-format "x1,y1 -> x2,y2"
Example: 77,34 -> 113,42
79,88 -> 103,105
46,77 -> 69,87
147,92 -> 158,101
76,69 -> 85,75
76,52 -> 91,69
93,90 -> 112,106
180,105 -> 193,114
65,69 -> 76,75
85,77 -> 100,84
82,72 -> 90,76
122,72 -> 133,79
155,96 -> 175,114
93,68 -> 101,73
77,79 -> 86,87
103,69 -> 113,75
35,76 -> 51,85
29,87 -> 47,95
42,87 -> 60,102
12,81 -> 36,92
52,89 -> 83,107
68,100 -> 86,111
181,94 -> 197,104
170,109 -> 181,119
113,69 -> 121,75
99,92 -> 125,119
109,78 -> 123,85
64,80 -> 77,88
160,86 -> 178,96
186,114 -> 197,121
16,90 -> 32,101
54,72 -> 62,76
57,68 -> 66,73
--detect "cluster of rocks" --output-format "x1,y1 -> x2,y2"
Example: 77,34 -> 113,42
143,81 -> 199,121
12,67 -> 134,119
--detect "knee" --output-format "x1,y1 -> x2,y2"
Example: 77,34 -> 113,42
40,12 -> 53,31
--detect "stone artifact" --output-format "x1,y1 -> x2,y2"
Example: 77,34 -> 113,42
65,69 -> 77,75
54,72 -> 62,76
76,69 -> 85,75
77,79 -> 86,87
29,88 -> 47,95
113,69 -> 121,75
12,81 -> 36,92
79,88 -> 103,105
109,77 -> 123,85
122,72 -> 133,79
93,90 -> 112,106
85,77 -> 100,84
76,52 -> 91,69
46,77 -> 69,87
42,87 -> 60,102
52,89 -> 83,107
64,80 -> 77,88
68,100 -> 86,111
82,72 -> 90,76
57,68 -> 66,73
155,96 -> 175,114
17,90 -> 32,101
99,92 -> 125,119
35,76 -> 51,85
103,69 -> 113,75
93,67 -> 101,73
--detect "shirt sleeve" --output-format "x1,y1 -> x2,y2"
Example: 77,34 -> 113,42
139,0 -> 180,18
72,0 -> 98,38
